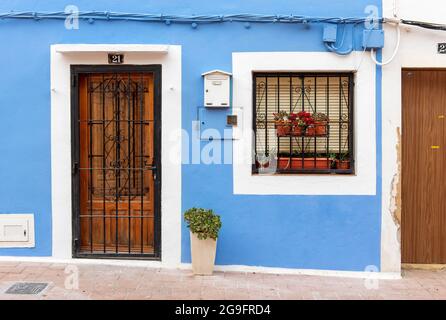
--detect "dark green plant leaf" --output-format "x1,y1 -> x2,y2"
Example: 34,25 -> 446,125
184,207 -> 222,240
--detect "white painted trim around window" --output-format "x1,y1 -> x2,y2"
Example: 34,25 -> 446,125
232,52 -> 376,195
50,44 -> 182,267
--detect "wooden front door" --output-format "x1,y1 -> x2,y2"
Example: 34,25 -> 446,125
402,69 -> 446,264
72,66 -> 161,259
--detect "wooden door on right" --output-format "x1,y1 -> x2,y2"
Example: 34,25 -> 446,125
402,69 -> 446,264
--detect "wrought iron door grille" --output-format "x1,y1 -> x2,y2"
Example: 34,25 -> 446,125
253,73 -> 354,174
74,70 -> 160,258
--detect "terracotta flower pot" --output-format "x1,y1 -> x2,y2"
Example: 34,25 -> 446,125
306,126 -> 316,136
315,121 -> 328,136
336,160 -> 351,170
190,231 -> 217,275
277,157 -> 331,170
276,121 -> 291,137
292,124 -> 304,136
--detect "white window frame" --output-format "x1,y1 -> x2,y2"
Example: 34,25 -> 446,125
232,52 -> 376,195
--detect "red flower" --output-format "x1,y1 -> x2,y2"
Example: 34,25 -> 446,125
288,113 -> 298,121
305,118 -> 315,125
297,111 -> 311,119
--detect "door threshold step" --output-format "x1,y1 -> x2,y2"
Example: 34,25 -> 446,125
402,263 -> 446,271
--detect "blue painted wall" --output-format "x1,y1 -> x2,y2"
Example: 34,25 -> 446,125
0,0 -> 382,271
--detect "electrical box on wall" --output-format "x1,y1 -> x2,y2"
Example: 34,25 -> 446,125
323,24 -> 338,43
0,214 -> 35,248
362,29 -> 385,49
198,107 -> 243,140
202,70 -> 232,108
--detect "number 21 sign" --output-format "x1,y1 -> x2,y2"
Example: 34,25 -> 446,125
108,53 -> 124,64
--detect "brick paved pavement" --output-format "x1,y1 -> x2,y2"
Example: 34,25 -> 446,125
0,261 -> 444,300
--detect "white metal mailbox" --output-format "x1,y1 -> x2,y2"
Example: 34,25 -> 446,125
202,70 -> 232,108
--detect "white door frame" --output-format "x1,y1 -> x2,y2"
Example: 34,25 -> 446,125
50,44 -> 182,267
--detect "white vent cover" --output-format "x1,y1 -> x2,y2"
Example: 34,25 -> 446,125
0,214 -> 35,248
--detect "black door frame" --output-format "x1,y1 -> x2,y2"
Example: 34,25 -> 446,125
71,65 -> 162,260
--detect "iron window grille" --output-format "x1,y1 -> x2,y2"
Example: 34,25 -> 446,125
253,73 -> 354,174
71,65 -> 162,260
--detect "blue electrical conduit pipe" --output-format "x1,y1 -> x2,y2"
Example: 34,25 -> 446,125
0,11 -> 383,57
0,11 -> 383,25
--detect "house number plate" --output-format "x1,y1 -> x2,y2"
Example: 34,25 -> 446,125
108,53 -> 124,64
438,43 -> 446,54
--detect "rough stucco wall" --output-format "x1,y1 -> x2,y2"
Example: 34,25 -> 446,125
390,128 -> 402,229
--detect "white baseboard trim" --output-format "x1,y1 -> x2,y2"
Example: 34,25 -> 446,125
180,263 -> 401,280
0,256 -> 167,269
0,256 -> 401,279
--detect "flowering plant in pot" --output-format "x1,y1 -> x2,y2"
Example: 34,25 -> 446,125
291,117 -> 306,136
184,208 -> 222,275
273,111 -> 291,137
313,112 -> 329,136
296,111 -> 315,136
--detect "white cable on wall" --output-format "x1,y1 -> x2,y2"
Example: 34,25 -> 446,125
370,22 -> 401,66
393,0 -> 399,18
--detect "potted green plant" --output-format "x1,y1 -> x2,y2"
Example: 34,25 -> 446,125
184,208 -> 222,275
328,153 -> 338,169
313,112 -> 329,136
336,152 -> 351,170
273,111 -> 291,137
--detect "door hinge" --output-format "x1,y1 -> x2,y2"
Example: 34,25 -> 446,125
71,74 -> 78,87
74,238 -> 79,248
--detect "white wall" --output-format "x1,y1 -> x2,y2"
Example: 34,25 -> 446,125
381,0 -> 446,272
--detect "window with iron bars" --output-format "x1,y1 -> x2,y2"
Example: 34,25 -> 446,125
253,73 -> 354,174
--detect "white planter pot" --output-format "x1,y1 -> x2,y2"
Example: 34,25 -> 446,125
190,231 -> 217,275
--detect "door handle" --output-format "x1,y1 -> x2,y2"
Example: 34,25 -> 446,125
148,166 -> 157,180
